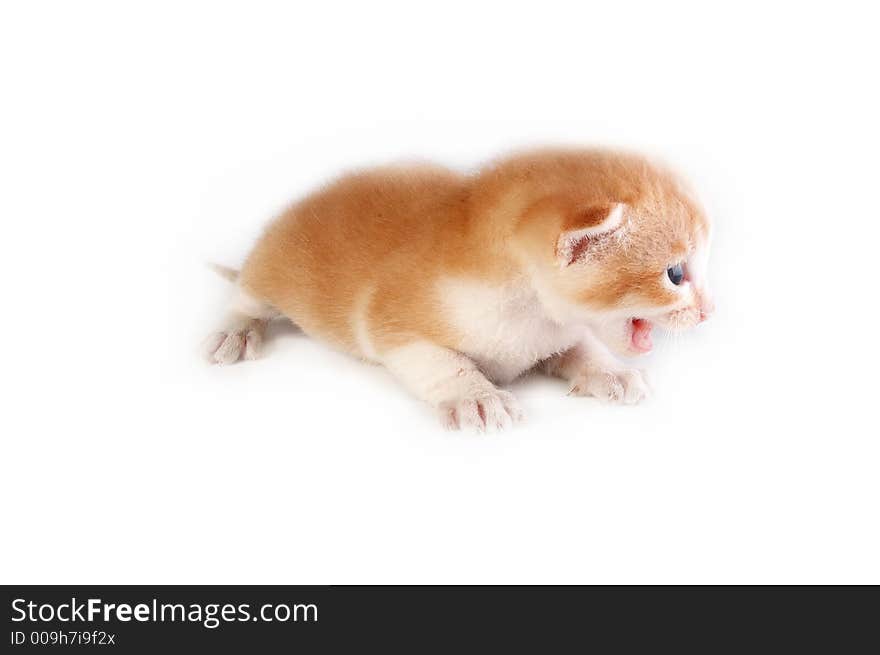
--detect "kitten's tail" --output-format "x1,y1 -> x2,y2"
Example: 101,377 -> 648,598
207,262 -> 240,283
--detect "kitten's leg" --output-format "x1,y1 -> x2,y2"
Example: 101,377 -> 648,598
205,287 -> 279,365
382,341 -> 524,431
543,330 -> 649,404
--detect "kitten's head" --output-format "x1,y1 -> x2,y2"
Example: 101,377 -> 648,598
509,150 -> 713,357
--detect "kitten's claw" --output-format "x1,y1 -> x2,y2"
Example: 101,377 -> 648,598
569,367 -> 649,405
439,390 -> 523,432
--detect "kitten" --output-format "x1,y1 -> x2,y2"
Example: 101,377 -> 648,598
205,148 -> 714,430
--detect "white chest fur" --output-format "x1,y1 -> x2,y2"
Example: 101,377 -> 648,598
438,277 -> 585,383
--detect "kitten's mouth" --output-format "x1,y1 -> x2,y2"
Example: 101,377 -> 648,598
630,318 -> 653,354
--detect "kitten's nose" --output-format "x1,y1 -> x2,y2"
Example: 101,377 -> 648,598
698,295 -> 715,322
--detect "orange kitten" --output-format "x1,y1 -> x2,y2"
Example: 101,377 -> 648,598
205,148 -> 714,430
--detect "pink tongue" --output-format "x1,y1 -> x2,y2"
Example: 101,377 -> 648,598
631,319 -> 653,353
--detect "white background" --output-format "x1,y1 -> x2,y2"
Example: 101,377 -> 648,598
2,1 -> 878,584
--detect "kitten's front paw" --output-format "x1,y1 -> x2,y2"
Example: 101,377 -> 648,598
569,367 -> 649,405
438,390 -> 524,432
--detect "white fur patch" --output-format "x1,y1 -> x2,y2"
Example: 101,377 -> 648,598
352,287 -> 378,361
438,277 -> 585,383
230,287 -> 276,319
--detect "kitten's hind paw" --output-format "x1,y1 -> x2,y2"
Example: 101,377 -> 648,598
204,319 -> 266,365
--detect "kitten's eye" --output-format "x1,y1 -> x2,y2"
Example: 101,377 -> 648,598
667,263 -> 685,285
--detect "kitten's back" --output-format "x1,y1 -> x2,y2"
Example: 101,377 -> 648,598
238,164 -> 467,354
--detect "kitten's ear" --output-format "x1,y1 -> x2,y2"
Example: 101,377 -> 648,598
556,203 -> 627,267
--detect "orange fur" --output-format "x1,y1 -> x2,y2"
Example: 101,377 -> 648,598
211,148 -> 713,429
239,148 -> 708,355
